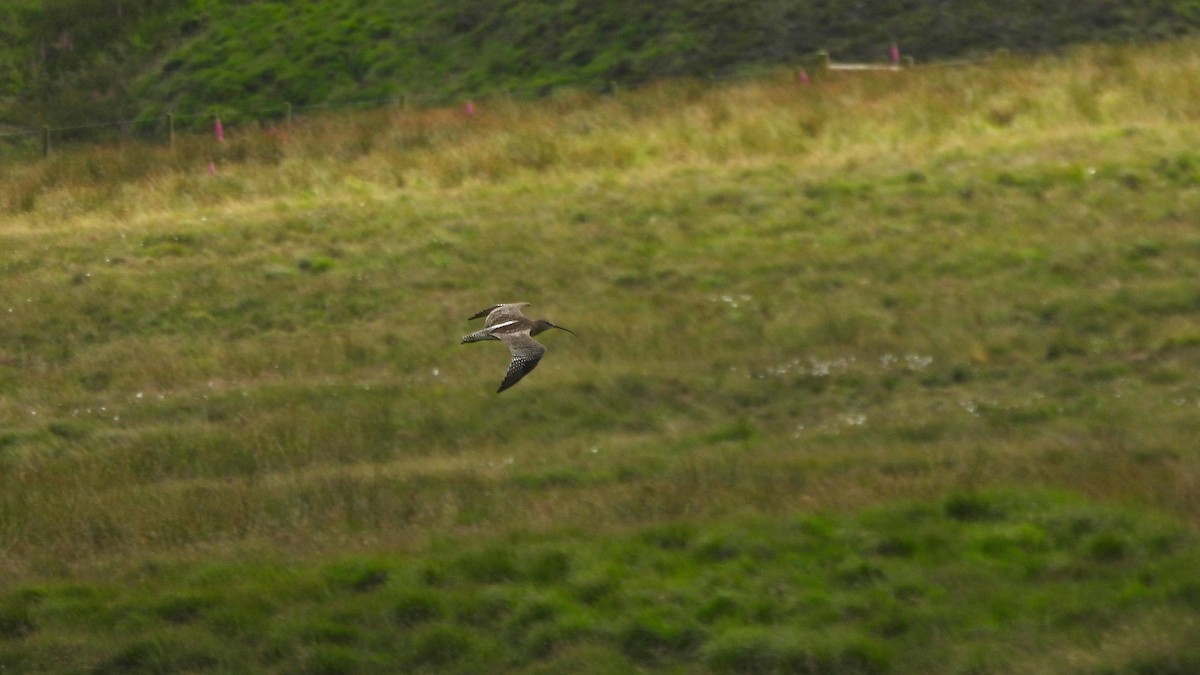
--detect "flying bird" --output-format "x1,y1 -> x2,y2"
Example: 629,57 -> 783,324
461,302 -> 575,392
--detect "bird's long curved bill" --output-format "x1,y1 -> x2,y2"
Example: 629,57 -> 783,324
553,324 -> 577,336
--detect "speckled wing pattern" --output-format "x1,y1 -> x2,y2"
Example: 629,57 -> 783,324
496,332 -> 546,393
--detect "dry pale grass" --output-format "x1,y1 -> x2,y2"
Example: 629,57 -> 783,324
5,40 -> 1200,229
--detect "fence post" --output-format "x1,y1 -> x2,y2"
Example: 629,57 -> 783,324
42,125 -> 50,158
167,113 -> 175,149
816,50 -> 831,71
285,102 -> 292,126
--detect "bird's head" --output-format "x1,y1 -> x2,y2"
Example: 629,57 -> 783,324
533,319 -> 576,337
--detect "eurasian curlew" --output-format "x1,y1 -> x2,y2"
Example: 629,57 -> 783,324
461,302 -> 576,392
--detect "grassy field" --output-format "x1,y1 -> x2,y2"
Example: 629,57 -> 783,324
3,40 -> 1200,673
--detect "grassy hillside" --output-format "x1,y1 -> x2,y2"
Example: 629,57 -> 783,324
2,0 -> 1199,128
3,39 -> 1200,672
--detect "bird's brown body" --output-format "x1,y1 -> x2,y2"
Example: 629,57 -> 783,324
461,303 -> 575,392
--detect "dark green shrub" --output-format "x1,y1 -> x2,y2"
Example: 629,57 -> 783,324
944,493 -> 1003,522
152,591 -> 217,624
1087,533 -> 1129,562
527,548 -> 572,584
390,590 -> 443,627
406,624 -> 475,668
618,608 -> 705,664
703,627 -> 890,675
454,546 -> 520,584
300,645 -> 359,675
0,601 -> 34,638
322,559 -> 389,592
696,594 -> 742,623
95,636 -> 221,674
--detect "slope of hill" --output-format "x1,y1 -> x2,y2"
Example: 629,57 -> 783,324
2,0 -> 1198,128
2,39 -> 1200,671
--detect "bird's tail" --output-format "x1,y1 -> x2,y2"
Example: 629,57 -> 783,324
461,328 -> 498,344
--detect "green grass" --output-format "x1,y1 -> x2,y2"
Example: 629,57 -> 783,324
3,490 -> 1198,673
4,0 -> 1199,129
3,39 -> 1200,672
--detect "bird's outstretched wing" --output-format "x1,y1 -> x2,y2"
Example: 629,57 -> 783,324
469,302 -> 531,324
497,333 -> 546,393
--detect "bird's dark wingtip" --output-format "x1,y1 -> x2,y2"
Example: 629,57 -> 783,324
468,305 -> 499,321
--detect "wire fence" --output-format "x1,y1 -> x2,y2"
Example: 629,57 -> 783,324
0,95 -> 413,161
0,49 -> 991,162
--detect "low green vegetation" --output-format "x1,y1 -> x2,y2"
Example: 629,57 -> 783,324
3,0 -> 1199,127
4,491 -> 1199,673
2,39 -> 1200,672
